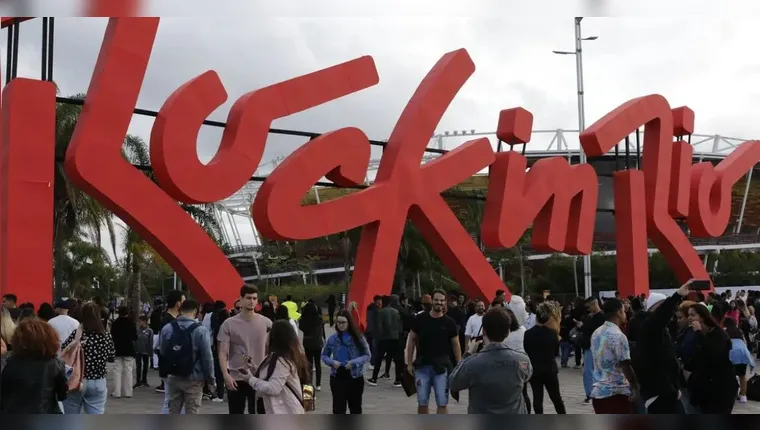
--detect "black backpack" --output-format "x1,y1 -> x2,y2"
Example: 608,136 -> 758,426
165,321 -> 199,377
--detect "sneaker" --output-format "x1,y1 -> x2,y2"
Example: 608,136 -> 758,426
392,381 -> 402,388
212,397 -> 224,403
132,383 -> 141,389
142,382 -> 150,388
584,397 -> 591,404
367,378 -> 378,386
316,386 -> 321,392
155,384 -> 165,393
739,395 -> 747,404
202,394 -> 212,401
380,373 -> 391,379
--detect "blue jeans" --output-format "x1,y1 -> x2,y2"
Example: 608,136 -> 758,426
560,341 -> 572,367
162,378 -> 185,414
583,349 -> 594,399
414,365 -> 449,407
63,378 -> 108,414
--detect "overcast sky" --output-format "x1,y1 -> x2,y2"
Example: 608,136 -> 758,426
4,14 -> 760,256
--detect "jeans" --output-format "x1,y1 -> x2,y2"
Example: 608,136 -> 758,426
559,341 -> 572,367
414,365 -> 449,407
113,357 -> 134,397
62,378 -> 108,414
582,349 -> 594,398
135,354 -> 149,384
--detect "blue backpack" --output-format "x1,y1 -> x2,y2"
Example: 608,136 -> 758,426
165,321 -> 199,377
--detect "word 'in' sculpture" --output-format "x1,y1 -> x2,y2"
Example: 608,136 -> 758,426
1,18 -> 759,327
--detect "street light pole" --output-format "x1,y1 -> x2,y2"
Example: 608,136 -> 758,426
555,17 -> 597,298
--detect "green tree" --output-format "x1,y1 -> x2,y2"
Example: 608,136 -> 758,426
54,94 -> 147,300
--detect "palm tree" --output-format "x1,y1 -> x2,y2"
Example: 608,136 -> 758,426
119,137 -> 222,313
54,94 -> 146,300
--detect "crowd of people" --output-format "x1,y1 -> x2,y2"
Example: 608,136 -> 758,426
0,284 -> 757,414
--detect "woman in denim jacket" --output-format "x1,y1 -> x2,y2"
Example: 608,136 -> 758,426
321,309 -> 370,414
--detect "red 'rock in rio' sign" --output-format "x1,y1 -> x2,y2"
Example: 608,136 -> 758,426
1,18 -> 759,327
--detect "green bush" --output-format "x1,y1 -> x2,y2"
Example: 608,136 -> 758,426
258,283 -> 346,304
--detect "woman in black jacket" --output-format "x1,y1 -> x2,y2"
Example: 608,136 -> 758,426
685,304 -> 738,414
299,300 -> 326,391
109,306 -> 137,398
1,318 -> 68,413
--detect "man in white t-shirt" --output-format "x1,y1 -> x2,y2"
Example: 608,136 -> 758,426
48,299 -> 80,348
464,299 -> 486,344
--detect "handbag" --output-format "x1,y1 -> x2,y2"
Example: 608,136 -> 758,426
60,325 -> 84,392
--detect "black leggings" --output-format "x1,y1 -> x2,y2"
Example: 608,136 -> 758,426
305,346 -> 322,387
529,372 -> 566,414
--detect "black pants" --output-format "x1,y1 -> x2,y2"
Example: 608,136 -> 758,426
227,380 -> 264,414
305,346 -> 322,387
212,348 -> 225,399
371,339 -> 403,381
135,354 -> 149,383
331,370 -> 364,414
523,383 -> 532,414
529,372 -> 566,414
574,345 -> 583,366
646,392 -> 683,414
328,307 -> 335,326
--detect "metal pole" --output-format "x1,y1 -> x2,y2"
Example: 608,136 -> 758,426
736,167 -> 754,233
575,17 -> 593,298
173,272 -> 177,290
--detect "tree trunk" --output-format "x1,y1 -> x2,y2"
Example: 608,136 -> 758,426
130,258 -> 142,314
53,220 -> 65,301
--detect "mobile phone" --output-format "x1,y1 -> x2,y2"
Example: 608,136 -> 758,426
691,280 -> 712,290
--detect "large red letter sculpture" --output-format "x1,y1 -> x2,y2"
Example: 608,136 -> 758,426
252,49 -> 506,327
482,108 -> 599,255
2,17 -> 760,319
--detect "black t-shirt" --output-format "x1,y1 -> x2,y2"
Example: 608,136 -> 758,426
524,325 -> 560,374
446,306 -> 468,335
157,312 -> 176,378
581,311 -> 606,350
411,312 -> 458,365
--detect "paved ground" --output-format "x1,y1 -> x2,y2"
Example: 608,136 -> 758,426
104,356 -> 760,414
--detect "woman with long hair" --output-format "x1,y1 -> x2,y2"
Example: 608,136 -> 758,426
1,318 -> 69,413
299,300 -> 326,391
246,319 -> 309,414
685,304 -> 738,414
321,309 -> 370,414
61,301 -> 115,414
276,302 -> 300,336
1,306 -> 16,351
260,300 -> 276,322
724,318 -> 754,404
37,302 -> 57,321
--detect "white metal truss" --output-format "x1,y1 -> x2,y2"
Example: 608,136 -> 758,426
212,129 -> 759,261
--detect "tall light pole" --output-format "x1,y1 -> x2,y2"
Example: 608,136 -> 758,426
553,17 -> 598,298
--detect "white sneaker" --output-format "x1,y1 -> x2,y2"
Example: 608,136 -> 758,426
739,395 -> 747,404
212,397 -> 224,403
316,386 -> 321,392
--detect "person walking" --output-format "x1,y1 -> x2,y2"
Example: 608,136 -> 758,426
523,304 -> 566,414
217,285 -> 272,414
321,309 -> 371,414
448,306 -> 532,414
247,319 -> 309,414
134,315 -> 154,388
61,302 -> 116,414
299,300 -> 326,391
111,306 -> 137,399
160,300 -> 216,414
368,295 -> 403,387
